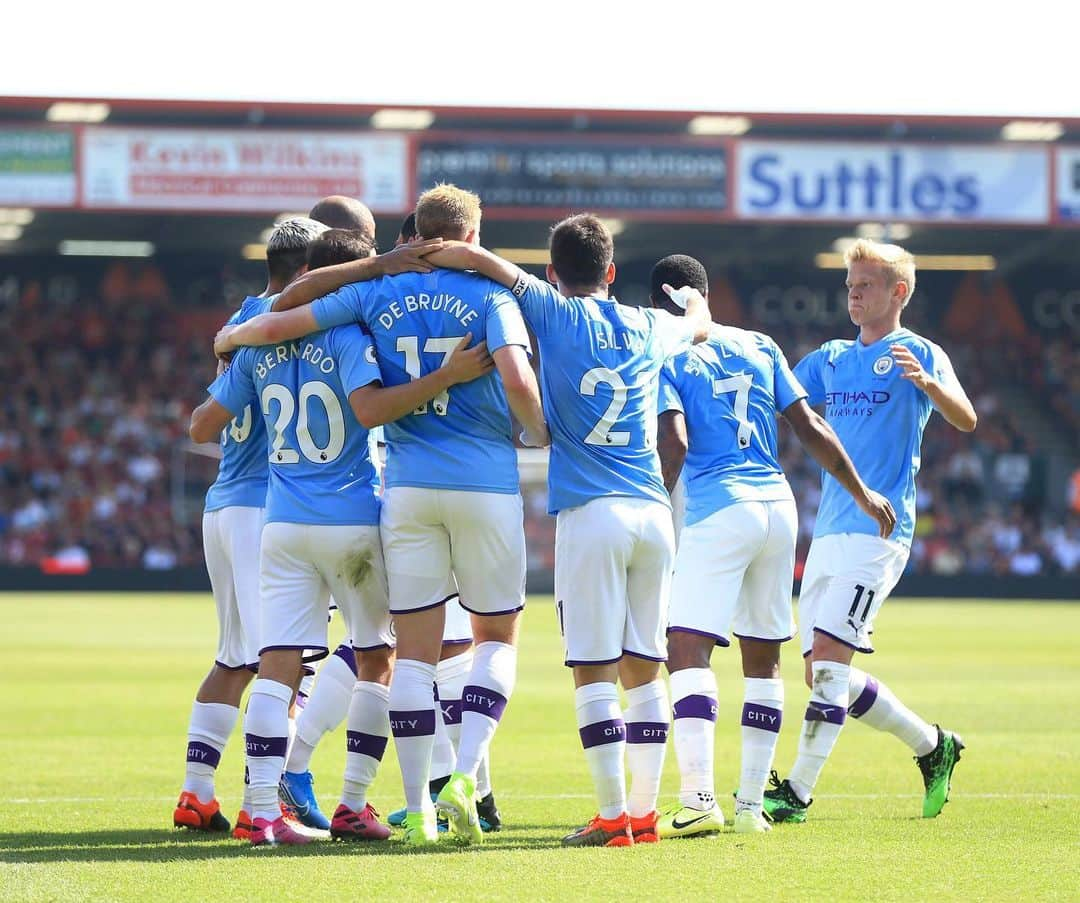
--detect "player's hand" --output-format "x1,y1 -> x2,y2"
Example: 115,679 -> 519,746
443,333 -> 494,384
376,238 -> 447,275
891,344 -> 934,392
858,489 -> 897,538
662,283 -> 704,311
519,425 -> 551,448
214,325 -> 237,360
424,240 -> 478,272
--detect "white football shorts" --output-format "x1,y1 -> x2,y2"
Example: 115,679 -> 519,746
555,496 -> 675,666
380,487 -> 526,617
202,506 -> 264,670
798,533 -> 910,656
259,522 -> 392,658
669,499 -> 797,647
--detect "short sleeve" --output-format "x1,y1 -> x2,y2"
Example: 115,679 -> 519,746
485,289 -> 533,355
793,348 -> 826,406
208,350 -> 258,417
311,282 -> 371,331
514,273 -> 567,338
645,308 -> 696,361
659,359 -> 685,415
771,342 -> 809,413
334,329 -> 383,394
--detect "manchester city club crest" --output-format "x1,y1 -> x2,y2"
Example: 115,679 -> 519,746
873,355 -> 894,376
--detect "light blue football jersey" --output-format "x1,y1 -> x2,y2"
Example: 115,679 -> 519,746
659,326 -> 806,526
203,296 -> 273,513
512,276 -> 696,514
310,270 -> 530,494
794,327 -> 956,545
209,325 -> 382,526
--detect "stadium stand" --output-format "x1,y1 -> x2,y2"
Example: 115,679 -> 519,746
0,257 -> 1075,579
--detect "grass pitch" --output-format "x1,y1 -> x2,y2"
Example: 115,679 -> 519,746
2,593 -> 1078,902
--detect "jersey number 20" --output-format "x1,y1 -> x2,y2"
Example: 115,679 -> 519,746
261,382 -> 345,465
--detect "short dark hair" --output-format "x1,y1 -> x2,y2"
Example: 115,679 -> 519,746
548,214 -> 613,291
306,229 -> 374,271
308,195 -> 376,241
650,254 -> 708,315
399,212 -> 417,243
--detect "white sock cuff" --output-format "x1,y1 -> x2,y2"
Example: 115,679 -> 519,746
575,681 -> 619,710
847,666 -> 869,699
743,677 -> 784,705
354,680 -> 390,703
670,667 -> 717,701
810,661 -> 851,704
251,678 -> 294,705
191,702 -> 239,744
436,649 -> 474,683
394,659 -> 437,683
624,678 -> 668,709
321,653 -> 361,692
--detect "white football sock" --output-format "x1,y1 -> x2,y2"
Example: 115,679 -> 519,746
456,642 -> 516,779
576,682 -> 627,820
623,679 -> 670,818
737,677 -> 784,812
476,752 -> 492,797
287,649 -> 356,774
244,678 -> 293,822
430,686 -> 454,784
789,661 -> 850,803
670,668 -> 719,810
848,667 -> 937,757
436,648 -> 473,758
388,659 -> 438,815
182,701 -> 239,803
341,681 -> 390,812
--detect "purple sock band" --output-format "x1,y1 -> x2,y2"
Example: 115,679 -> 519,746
673,694 -> 719,722
440,699 -> 462,725
847,675 -> 879,718
333,644 -> 358,677
186,741 -> 222,769
244,734 -> 288,758
462,685 -> 509,722
346,730 -> 388,761
805,701 -> 847,725
579,718 -> 626,750
295,692 -> 309,710
741,703 -> 783,733
626,721 -> 669,744
389,709 -> 437,738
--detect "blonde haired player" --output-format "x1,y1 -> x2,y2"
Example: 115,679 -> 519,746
765,239 -> 976,823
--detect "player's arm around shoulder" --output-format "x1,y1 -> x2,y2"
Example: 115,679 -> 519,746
269,240 -> 447,312
890,338 -> 977,432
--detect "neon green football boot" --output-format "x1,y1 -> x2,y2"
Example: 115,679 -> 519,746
400,811 -> 438,847
656,799 -> 724,839
435,771 -> 483,844
916,725 -> 964,818
761,771 -> 810,824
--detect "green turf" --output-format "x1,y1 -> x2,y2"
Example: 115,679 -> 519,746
2,594 -> 1078,902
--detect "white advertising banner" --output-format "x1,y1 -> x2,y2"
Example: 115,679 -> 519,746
81,127 -> 410,213
736,141 -> 1048,223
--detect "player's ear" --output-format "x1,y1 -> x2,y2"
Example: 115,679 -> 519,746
606,262 -> 616,285
466,227 -> 480,246
545,263 -> 558,286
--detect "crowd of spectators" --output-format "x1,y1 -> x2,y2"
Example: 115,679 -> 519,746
1,260 -> 1076,580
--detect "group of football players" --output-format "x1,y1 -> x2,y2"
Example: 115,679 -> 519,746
173,183 -> 975,848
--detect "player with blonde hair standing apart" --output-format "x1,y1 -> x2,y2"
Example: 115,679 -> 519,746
765,239 -> 976,823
